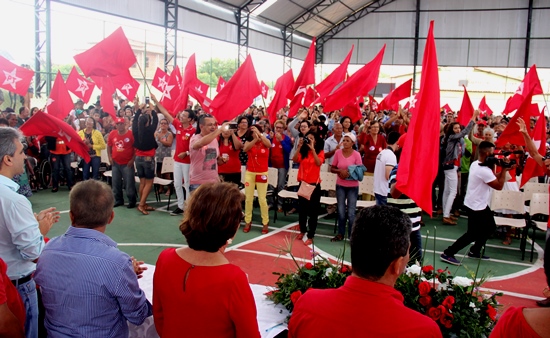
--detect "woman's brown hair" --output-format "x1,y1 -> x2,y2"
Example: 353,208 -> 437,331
179,182 -> 244,252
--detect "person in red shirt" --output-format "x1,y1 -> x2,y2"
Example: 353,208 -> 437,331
153,183 -> 260,338
153,104 -> 197,216
292,132 -> 325,245
288,206 -> 442,338
358,120 -> 387,173
242,125 -> 271,234
218,126 -> 243,185
0,258 -> 25,337
107,117 -> 136,208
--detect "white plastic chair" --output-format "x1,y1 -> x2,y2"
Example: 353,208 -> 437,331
528,193 -> 549,261
490,190 -> 528,259
153,157 -> 174,209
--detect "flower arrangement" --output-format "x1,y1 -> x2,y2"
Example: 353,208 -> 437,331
394,263 -> 501,337
265,236 -> 351,313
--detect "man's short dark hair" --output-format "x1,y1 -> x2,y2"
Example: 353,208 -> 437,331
478,141 -> 495,153
387,131 -> 400,145
70,180 -> 114,228
184,109 -> 196,122
350,205 -> 411,280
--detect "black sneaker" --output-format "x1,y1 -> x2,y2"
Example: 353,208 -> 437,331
127,203 -> 136,209
170,207 -> 183,216
467,252 -> 490,260
440,253 -> 461,266
114,202 -> 124,208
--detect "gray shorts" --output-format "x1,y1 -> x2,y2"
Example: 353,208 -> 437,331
135,156 -> 155,179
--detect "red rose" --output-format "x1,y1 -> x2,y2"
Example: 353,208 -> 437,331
422,265 -> 434,273
304,263 -> 313,270
339,265 -> 350,273
419,296 -> 432,307
440,312 -> 454,329
486,304 -> 497,321
427,306 -> 443,321
290,290 -> 302,304
442,295 -> 455,310
418,281 -> 432,296
437,269 -> 444,274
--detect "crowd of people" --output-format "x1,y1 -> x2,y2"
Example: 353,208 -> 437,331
0,90 -> 549,337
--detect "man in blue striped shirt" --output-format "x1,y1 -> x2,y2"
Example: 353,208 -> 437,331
34,180 -> 152,337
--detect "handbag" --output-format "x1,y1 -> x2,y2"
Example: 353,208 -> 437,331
297,181 -> 316,200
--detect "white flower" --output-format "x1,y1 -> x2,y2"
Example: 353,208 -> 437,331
406,264 -> 422,276
452,276 -> 474,287
324,268 -> 333,277
469,302 -> 476,308
437,281 -> 449,291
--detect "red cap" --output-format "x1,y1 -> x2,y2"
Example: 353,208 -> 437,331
115,117 -> 125,124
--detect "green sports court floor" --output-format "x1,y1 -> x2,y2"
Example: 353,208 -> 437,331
29,186 -> 548,312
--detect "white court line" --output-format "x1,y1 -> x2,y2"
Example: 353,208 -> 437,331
424,249 -> 535,267
479,287 -> 545,301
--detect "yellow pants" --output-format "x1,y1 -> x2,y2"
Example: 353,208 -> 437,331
244,170 -> 269,226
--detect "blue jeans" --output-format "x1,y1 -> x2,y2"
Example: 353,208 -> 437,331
82,156 -> 100,180
336,184 -> 359,237
189,184 -> 201,194
375,193 -> 387,206
50,153 -> 73,189
112,161 -> 136,206
16,278 -> 38,338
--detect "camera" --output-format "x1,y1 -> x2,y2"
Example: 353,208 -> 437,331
227,122 -> 238,130
480,156 -> 516,168
303,137 -> 311,145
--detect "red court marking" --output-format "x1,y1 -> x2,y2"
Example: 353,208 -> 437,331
484,268 -> 547,298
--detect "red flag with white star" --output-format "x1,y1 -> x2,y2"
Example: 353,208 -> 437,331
111,70 -> 139,101
45,71 -> 74,120
66,67 -> 95,103
520,114 -> 546,187
0,55 -> 34,96
152,68 -> 169,93
478,96 -> 493,118
287,38 -> 316,117
217,76 -> 226,93
159,68 -> 181,115
20,110 -> 91,163
502,65 -> 543,115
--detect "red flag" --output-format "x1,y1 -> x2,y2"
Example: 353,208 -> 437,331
520,115 -> 547,187
159,68 -> 181,114
189,78 -> 211,110
441,103 -> 452,113
267,70 -> 294,124
0,56 -> 34,96
456,85 -> 474,126
45,72 -> 74,120
478,96 -> 493,118
303,87 -> 318,107
65,67 -> 95,103
396,21 -> 440,217
172,65 -> 182,89
210,55 -> 262,122
93,77 -> 117,119
74,27 -> 136,77
217,76 -> 226,93
287,38 -> 316,101
324,45 -> 385,112
175,54 -> 211,111
287,38 -> 316,116
368,95 -> 379,112
341,101 -> 362,123
152,68 -> 169,92
111,70 -> 139,101
260,81 -> 269,99
502,65 -> 543,115
378,79 -> 412,112
314,45 -> 354,105
20,111 -> 91,163
495,90 -> 535,147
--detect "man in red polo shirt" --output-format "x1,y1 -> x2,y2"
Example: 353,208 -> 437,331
107,117 -> 136,208
0,258 -> 25,337
518,117 -> 550,307
153,104 -> 196,216
289,205 -> 441,337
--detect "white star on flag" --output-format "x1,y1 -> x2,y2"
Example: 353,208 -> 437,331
220,83 -> 225,89
295,86 -> 306,96
121,83 -> 133,95
162,84 -> 175,100
196,86 -> 203,94
2,69 -> 22,90
515,82 -> 524,95
44,98 -> 55,113
157,76 -> 168,91
409,97 -> 417,109
75,79 -> 89,97
262,87 -> 267,97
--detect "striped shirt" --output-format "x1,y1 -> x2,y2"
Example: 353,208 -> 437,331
34,226 -> 152,337
387,165 -> 422,231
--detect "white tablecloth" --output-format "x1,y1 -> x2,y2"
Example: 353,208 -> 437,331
129,264 -> 289,338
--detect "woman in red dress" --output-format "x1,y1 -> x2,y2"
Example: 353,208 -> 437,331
359,121 -> 387,173
153,183 -> 260,338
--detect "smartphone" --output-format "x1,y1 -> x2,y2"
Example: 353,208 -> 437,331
145,97 -> 150,104
228,122 -> 238,130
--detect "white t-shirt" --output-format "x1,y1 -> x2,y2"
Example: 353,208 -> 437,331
464,161 -> 496,211
373,148 -> 396,196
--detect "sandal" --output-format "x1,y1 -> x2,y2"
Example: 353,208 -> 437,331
296,233 -> 305,240
261,224 -> 269,234
331,234 -> 344,242
144,204 -> 156,211
243,222 -> 252,233
442,217 -> 457,225
502,237 -> 512,246
137,205 -> 149,215
304,238 -> 313,246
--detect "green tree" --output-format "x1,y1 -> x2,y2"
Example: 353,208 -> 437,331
197,58 -> 238,89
